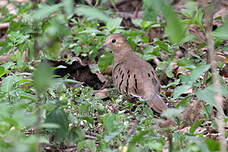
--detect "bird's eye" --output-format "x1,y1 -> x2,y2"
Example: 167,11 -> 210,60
112,39 -> 116,43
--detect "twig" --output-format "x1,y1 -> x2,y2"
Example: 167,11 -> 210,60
109,0 -> 119,13
203,1 -> 227,152
134,2 -> 142,18
85,134 -> 97,139
127,119 -> 139,137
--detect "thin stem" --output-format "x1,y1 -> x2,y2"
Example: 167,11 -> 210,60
207,31 -> 227,152
35,93 -> 42,152
203,1 -> 227,151
168,130 -> 173,152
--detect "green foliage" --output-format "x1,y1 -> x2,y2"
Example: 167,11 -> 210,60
189,120 -> 204,134
213,17 -> 228,40
181,1 -> 204,31
196,84 -> 228,108
75,5 -> 122,29
33,63 -> 53,93
143,0 -> 185,43
142,0 -> 157,21
173,64 -> 210,99
78,140 -> 96,152
173,85 -> 191,99
1,0 -> 228,151
98,51 -> 113,73
45,109 -> 69,142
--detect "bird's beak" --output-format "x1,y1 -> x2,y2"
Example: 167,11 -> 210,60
98,45 -> 107,51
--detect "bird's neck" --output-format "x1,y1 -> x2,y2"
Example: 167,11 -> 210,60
113,48 -> 133,65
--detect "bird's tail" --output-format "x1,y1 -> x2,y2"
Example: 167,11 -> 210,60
147,94 -> 168,114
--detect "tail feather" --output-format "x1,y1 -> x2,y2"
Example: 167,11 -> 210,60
147,94 -> 168,114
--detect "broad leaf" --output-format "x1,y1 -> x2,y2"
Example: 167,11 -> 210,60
189,120 -> 204,134
77,140 -> 96,152
196,85 -> 228,109
75,5 -> 109,23
98,51 -> 113,73
213,17 -> 228,40
33,63 -> 53,93
173,85 -> 191,99
143,0 -> 185,43
0,75 -> 23,92
45,109 -> 69,142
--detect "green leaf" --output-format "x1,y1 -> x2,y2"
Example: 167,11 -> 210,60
196,86 -> 216,107
128,130 -> 150,152
189,120 -> 204,134
164,6 -> 185,44
213,17 -> 228,40
106,17 -> 122,29
20,92 -> 36,102
173,85 -> 191,99
196,85 -> 228,108
75,5 -> 122,29
223,45 -> 228,51
192,8 -> 204,30
181,8 -> 193,18
188,64 -> 210,84
103,113 -> 119,133
142,0 -> 158,21
0,75 -> 23,92
77,140 -> 96,152
41,123 -> 60,129
75,5 -> 109,23
143,0 -> 185,43
162,108 -> 183,119
179,34 -> 196,44
103,113 -> 121,142
205,138 -> 220,151
63,0 -> 73,17
68,127 -> 85,143
98,51 -> 113,73
157,61 -> 174,78
104,129 -> 122,142
186,136 -> 210,152
177,57 -> 193,66
13,109 -> 36,127
33,63 -> 53,93
176,96 -> 191,108
1,62 -> 15,70
0,66 -> 7,78
32,4 -> 63,20
45,109 -> 69,142
154,40 -> 170,53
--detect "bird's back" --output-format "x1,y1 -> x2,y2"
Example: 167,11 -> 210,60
112,52 -> 160,99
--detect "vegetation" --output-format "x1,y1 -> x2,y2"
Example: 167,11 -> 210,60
0,0 -> 228,151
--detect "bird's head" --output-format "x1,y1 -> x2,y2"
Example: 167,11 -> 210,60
99,34 -> 130,54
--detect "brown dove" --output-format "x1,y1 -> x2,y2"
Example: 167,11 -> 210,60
99,33 -> 168,113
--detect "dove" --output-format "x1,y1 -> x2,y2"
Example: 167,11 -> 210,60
99,33 -> 168,113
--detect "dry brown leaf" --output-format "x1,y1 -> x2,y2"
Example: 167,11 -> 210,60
94,89 -> 110,99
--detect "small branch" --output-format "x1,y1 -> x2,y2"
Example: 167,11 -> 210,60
109,0 -> 119,13
134,2 -> 142,18
127,119 -> 139,137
